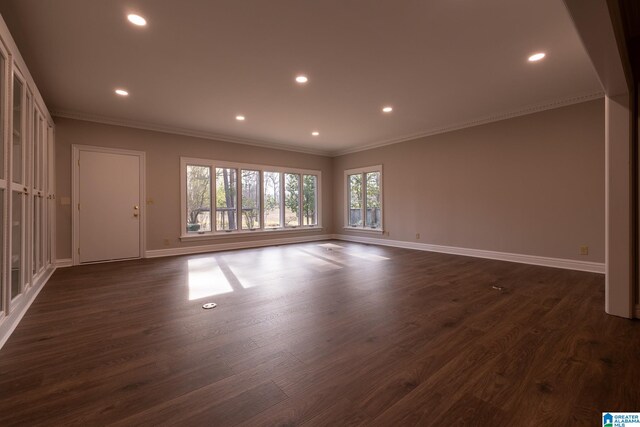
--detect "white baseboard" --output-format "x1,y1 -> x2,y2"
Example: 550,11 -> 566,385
55,258 -> 73,268
146,234 -> 333,258
0,266 -> 56,350
331,234 -> 605,274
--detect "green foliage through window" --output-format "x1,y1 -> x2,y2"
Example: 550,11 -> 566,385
347,169 -> 382,230
184,161 -> 320,234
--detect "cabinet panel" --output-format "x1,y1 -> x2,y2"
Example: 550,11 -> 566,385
0,16 -> 55,334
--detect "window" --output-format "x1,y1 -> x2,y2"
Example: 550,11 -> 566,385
348,173 -> 362,227
263,171 -> 281,228
215,167 -> 237,231
284,173 -> 300,227
181,158 -> 321,238
186,165 -> 212,233
303,175 -> 317,226
241,170 -> 260,230
345,165 -> 383,231
365,171 -> 381,229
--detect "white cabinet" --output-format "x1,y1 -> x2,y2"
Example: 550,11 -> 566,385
0,16 -> 55,335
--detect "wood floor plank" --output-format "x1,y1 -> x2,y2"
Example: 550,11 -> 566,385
0,240 -> 637,426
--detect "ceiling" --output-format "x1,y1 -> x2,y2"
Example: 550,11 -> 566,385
0,0 -> 603,155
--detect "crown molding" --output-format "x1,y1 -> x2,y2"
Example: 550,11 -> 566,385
329,91 -> 605,156
50,109 -> 331,157
52,91 -> 604,158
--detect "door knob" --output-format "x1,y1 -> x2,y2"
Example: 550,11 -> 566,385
133,212 -> 139,217
134,205 -> 139,210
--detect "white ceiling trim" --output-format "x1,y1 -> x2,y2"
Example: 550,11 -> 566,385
50,109 -> 332,157
331,91 -> 605,156
52,90 -> 604,158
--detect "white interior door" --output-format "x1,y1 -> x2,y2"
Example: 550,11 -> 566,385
78,150 -> 141,263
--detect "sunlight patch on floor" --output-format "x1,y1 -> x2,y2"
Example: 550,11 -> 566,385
187,257 -> 233,300
224,249 -> 342,289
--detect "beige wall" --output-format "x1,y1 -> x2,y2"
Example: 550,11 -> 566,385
54,118 -> 333,259
55,99 -> 605,264
333,99 -> 605,262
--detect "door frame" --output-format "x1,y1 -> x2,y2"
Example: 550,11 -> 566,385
72,145 -> 146,265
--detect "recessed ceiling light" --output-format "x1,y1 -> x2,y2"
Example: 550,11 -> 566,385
295,75 -> 309,84
127,14 -> 147,26
382,106 -> 393,113
311,131 -> 319,136
236,115 -> 246,121
528,52 -> 546,62
115,89 -> 129,96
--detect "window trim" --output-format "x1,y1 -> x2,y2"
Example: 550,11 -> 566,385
180,157 -> 322,240
343,165 -> 383,233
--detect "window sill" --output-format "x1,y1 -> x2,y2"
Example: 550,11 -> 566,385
342,227 -> 384,234
180,226 -> 324,241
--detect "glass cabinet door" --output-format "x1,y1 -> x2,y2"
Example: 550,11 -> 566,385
46,125 -> 53,268
0,48 -> 6,314
38,116 -> 46,274
31,110 -> 40,276
11,191 -> 22,300
30,112 -> 46,277
23,90 -> 32,291
10,74 -> 25,301
12,78 -> 23,185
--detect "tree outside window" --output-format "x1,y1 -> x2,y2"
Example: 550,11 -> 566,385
284,173 -> 300,226
186,165 -> 211,233
241,170 -> 260,229
263,171 -> 281,228
303,175 -> 317,226
365,172 -> 381,228
182,159 -> 320,235
216,168 -> 237,231
346,166 -> 382,230
348,174 -> 363,227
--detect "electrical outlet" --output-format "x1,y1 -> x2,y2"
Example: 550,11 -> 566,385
580,245 -> 589,256
416,233 -> 420,240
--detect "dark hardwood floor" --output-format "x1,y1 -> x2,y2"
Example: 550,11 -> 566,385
0,241 -> 638,426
